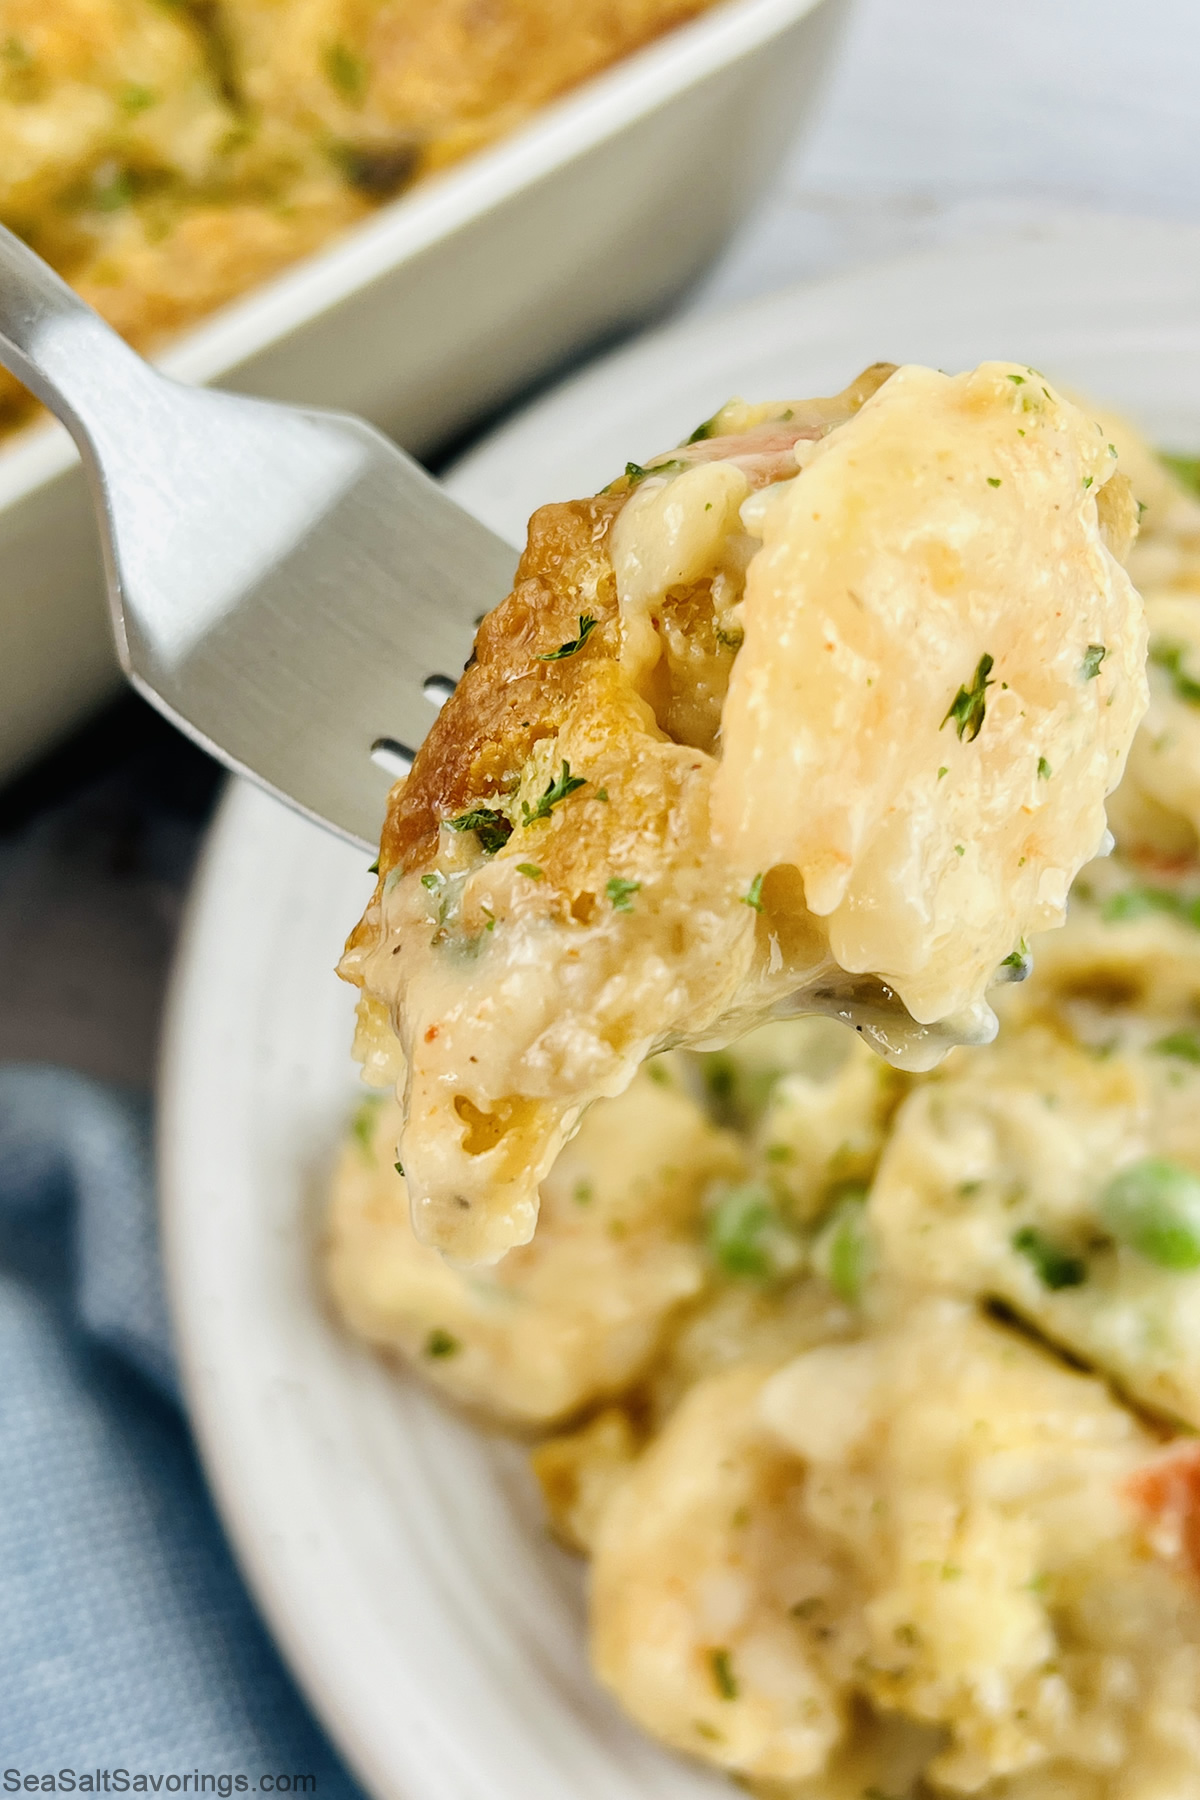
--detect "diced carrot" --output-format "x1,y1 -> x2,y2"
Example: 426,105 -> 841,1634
1127,1441 -> 1200,1577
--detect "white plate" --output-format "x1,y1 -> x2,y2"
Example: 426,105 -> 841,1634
0,0 -> 845,785
161,214 -> 1200,1800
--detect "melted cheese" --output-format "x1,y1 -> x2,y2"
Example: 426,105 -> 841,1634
343,363 -> 1147,1262
327,1058 -> 740,1424
332,734 -> 1200,1791
590,1303 -> 1188,1796
713,363 -> 1146,1028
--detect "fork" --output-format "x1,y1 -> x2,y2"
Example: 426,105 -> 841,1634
0,225 -> 519,848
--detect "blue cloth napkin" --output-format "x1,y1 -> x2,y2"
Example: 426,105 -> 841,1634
0,1063 -> 365,1791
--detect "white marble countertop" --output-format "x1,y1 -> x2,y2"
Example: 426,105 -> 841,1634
699,0 -> 1200,311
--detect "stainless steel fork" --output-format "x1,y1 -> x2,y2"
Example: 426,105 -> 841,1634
0,225 -> 519,848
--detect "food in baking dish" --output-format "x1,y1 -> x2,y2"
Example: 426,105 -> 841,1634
326,380 -> 1200,1797
339,361 -> 1145,1262
218,0 -> 724,189
0,0 -> 722,435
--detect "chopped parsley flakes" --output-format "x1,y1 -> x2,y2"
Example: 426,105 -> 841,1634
516,862 -> 543,879
986,476 -> 1002,488
605,876 -> 641,911
521,760 -> 586,826
1081,643 -> 1107,681
350,1093 -> 383,1162
941,653 -> 994,742
709,1649 -> 738,1700
742,873 -> 765,912
1150,639 -> 1200,706
448,806 -> 512,854
1012,1226 -> 1086,1290
1000,940 -> 1031,980
334,142 -> 419,196
323,40 -> 367,101
1037,757 -> 1052,780
424,1328 -> 461,1359
93,168 -> 136,212
1154,1029 -> 1200,1063
540,614 -> 598,662
625,458 -> 688,486
119,83 -> 156,114
686,412 -> 720,444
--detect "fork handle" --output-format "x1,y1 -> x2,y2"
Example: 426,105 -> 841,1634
0,223 -> 156,451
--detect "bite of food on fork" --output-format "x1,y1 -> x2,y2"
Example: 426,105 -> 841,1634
340,360 -> 1147,1262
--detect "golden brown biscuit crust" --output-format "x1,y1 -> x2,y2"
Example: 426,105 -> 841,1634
365,491 -> 626,891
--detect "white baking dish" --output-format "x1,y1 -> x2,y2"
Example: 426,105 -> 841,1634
0,0 -> 847,784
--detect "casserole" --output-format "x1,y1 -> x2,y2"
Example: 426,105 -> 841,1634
159,216 -> 1200,1800
0,0 -> 847,783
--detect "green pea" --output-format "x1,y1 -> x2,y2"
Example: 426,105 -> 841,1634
1099,1157 -> 1200,1270
1011,1226 -> 1086,1290
708,1183 -> 776,1278
706,1182 -> 801,1280
815,1187 -> 871,1303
